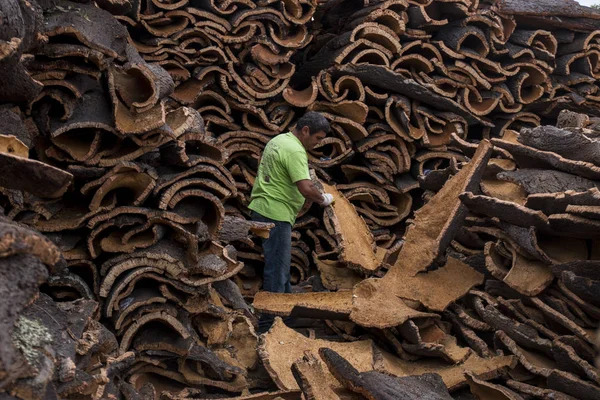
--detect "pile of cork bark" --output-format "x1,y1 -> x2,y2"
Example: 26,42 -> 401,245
1,0 -> 600,399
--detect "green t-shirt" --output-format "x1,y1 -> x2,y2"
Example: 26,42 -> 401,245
249,132 -> 310,224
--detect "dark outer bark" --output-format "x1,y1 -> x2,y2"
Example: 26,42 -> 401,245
0,152 -> 73,199
0,107 -> 35,148
459,192 -> 548,230
498,0 -> 600,19
44,0 -> 128,59
320,348 -> 453,400
552,261 -> 600,280
0,55 -> 43,107
497,169 -> 599,194
547,370 -> 600,400
562,271 -> 600,307
479,304 -> 553,355
212,279 -> 251,312
492,139 -> 600,180
0,254 -> 48,381
519,126 -> 600,166
334,64 -> 491,126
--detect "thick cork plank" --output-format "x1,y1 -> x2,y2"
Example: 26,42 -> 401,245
321,181 -> 381,273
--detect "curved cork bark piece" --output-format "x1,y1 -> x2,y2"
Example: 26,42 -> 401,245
48,87 -> 118,159
530,297 -> 594,344
478,303 -> 553,355
109,59 -> 174,114
47,272 -> 94,300
108,82 -> 166,135
259,318 -> 377,391
506,380 -> 578,400
161,187 -> 225,239
321,181 -> 380,273
380,351 -> 516,392
0,134 -> 28,158
551,339 -> 600,383
283,78 -> 319,107
494,330 -> 557,377
492,138 -> 600,180
400,322 -> 472,364
336,64 -> 489,126
497,169 -> 599,195
0,152 -> 73,199
460,192 -> 549,230
314,254 -> 363,291
560,271 -> 600,307
547,370 -> 600,400
526,188 -> 600,215
81,162 -> 156,211
320,348 -> 453,400
253,291 -> 353,320
502,246 -> 554,296
155,162 -> 236,201
44,1 -> 128,60
291,351 -> 341,400
547,213 -> 600,238
519,126 -> 600,166
465,373 -> 524,400
111,287 -> 166,330
434,24 -> 489,57
161,133 -> 225,168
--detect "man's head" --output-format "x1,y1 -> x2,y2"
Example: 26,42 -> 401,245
293,112 -> 330,150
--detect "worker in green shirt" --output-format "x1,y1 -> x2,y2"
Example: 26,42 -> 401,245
249,112 -> 334,333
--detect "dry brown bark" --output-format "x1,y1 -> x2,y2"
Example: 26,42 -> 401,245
2,0 -> 600,398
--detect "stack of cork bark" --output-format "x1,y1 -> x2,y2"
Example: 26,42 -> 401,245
1,0 -> 600,399
93,0 -> 600,298
255,110 -> 600,399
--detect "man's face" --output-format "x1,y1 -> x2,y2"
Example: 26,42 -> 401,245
300,126 -> 326,150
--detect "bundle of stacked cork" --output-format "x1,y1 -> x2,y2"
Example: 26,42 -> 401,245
1,0 -> 600,398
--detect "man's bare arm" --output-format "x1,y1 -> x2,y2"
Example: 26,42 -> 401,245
296,179 -> 325,204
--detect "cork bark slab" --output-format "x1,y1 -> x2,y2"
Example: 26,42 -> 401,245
519,126 -> 600,166
314,255 -> 363,291
0,152 -> 73,199
259,318 -> 377,391
465,373 -> 525,400
492,138 -> 600,181
320,348 -> 453,400
349,278 -> 440,329
253,291 -> 353,320
381,351 -> 517,392
292,352 -> 341,400
349,142 -> 491,328
389,140 -> 493,277
321,181 -> 380,273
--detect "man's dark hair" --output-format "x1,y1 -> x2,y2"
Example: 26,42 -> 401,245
295,111 -> 330,135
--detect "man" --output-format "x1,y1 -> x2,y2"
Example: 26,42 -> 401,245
248,112 -> 334,332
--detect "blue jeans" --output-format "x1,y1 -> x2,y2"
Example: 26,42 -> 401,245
251,211 -> 292,332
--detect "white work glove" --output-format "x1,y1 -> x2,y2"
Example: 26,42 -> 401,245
321,193 -> 334,207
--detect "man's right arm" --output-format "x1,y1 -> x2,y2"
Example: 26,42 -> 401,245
296,179 -> 325,204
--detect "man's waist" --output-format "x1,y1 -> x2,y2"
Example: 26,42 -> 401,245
248,197 -> 298,223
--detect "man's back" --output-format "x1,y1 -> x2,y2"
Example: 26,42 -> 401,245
248,132 -> 309,225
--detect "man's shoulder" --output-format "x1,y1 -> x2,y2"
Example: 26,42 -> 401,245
271,132 -> 304,153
